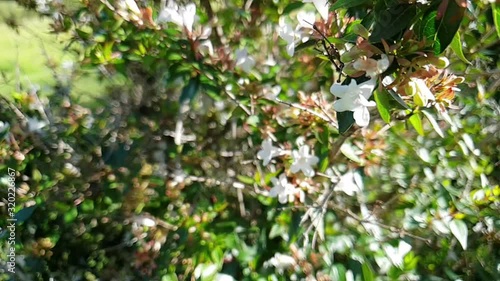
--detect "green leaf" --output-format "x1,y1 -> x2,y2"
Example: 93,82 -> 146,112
237,175 -> 254,185
373,88 -> 391,123
64,207 -> 78,223
370,4 -> 417,42
408,112 -> 424,136
450,219 -> 468,250
337,111 -> 355,134
493,4 -> 500,39
362,262 -> 375,281
450,31 -> 470,64
331,0 -> 370,10
283,2 -> 305,15
421,110 -> 444,138
388,89 -> 410,109
419,0 -> 466,54
179,75 -> 201,104
15,205 -> 37,223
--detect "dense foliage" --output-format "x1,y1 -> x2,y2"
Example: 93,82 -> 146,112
1,0 -> 499,280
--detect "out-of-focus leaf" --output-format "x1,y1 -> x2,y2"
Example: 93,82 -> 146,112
237,175 -> 254,185
450,32 -> 470,64
492,4 -> 500,39
450,219 -> 468,250
362,262 -> 375,281
179,75 -> 201,104
408,112 -> 424,136
283,2 -> 304,15
374,88 -> 391,123
64,207 -> 78,223
332,0 -> 370,10
15,205 -> 37,223
422,110 -> 444,138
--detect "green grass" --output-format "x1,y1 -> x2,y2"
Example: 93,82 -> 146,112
0,1 -> 105,105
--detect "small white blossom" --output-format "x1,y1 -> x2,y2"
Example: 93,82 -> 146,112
408,78 -> 435,107
303,0 -> 329,21
290,144 -> 319,177
257,138 -> 282,166
157,1 -> 197,33
266,253 -> 296,273
278,17 -> 299,57
330,78 -> 377,127
269,174 -> 299,204
353,54 -> 390,78
234,48 -> 256,73
215,273 -> 235,281
27,117 -> 48,133
334,170 -> 363,196
383,240 -> 412,268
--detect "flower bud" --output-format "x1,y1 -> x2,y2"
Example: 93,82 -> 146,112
410,78 -> 435,107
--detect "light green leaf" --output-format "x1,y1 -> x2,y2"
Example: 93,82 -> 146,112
362,262 -> 375,281
493,4 -> 500,39
408,113 -> 424,136
422,110 -> 444,138
450,219 -> 468,250
450,32 -> 470,64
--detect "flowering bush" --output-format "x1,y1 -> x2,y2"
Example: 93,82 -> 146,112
1,0 -> 499,280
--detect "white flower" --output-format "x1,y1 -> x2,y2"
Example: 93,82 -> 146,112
116,0 -> 142,23
235,48 -> 256,73
296,10 -> 316,29
0,121 -> 10,138
303,0 -> 329,21
266,253 -> 296,273
27,117 -> 48,132
257,138 -> 282,166
157,1 -> 197,33
383,240 -> 412,268
331,78 -> 377,127
36,0 -> 52,13
278,17 -> 299,57
408,78 -> 435,107
215,273 -> 235,281
132,215 -> 156,227
334,170 -> 363,196
353,54 -> 390,78
269,174 -> 298,204
290,145 -> 319,177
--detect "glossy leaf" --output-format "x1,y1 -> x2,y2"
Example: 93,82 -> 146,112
332,0 -> 370,10
450,31 -> 470,64
338,111 -> 355,134
370,4 -> 417,42
374,88 -> 391,123
419,0 -> 466,54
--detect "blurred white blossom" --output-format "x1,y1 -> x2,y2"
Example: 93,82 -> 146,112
383,240 -> 412,268
234,48 -> 256,73
303,0 -> 329,21
257,138 -> 282,166
27,117 -> 48,133
269,174 -> 299,204
158,1 -> 197,33
353,54 -> 390,78
331,78 -> 377,127
290,144 -> 319,177
334,170 -> 363,196
265,253 -> 296,273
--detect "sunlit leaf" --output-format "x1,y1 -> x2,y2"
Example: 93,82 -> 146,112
493,3 -> 500,39
450,219 -> 468,250
408,112 -> 424,136
450,31 -> 470,64
374,88 -> 391,123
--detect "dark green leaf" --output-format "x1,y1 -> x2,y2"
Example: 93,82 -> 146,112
370,4 -> 417,42
374,88 -> 391,123
15,205 -> 37,223
388,89 -> 410,109
283,2 -> 305,15
331,0 -> 370,10
179,75 -> 201,104
64,207 -> 78,223
338,111 -> 355,134
419,0 -> 466,54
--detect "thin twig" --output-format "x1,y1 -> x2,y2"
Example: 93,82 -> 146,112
275,98 -> 338,129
